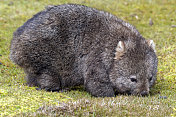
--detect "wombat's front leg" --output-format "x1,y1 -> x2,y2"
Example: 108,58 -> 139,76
85,80 -> 115,97
84,65 -> 115,97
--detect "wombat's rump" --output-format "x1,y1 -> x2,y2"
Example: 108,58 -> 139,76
10,4 -> 158,97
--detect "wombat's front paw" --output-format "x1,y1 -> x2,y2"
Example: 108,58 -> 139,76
92,91 -> 115,97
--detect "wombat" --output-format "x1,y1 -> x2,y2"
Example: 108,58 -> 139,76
10,4 -> 158,97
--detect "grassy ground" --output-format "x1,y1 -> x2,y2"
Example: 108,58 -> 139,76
0,0 -> 176,116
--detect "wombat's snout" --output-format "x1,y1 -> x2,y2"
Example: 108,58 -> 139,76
140,91 -> 149,96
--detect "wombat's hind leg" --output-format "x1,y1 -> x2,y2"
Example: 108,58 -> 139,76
37,70 -> 61,92
26,73 -> 38,87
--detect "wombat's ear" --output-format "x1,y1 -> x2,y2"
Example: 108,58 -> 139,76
147,40 -> 156,52
114,41 -> 125,60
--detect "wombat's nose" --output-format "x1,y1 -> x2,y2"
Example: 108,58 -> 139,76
140,91 -> 148,96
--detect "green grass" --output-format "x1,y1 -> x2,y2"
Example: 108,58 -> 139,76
0,0 -> 176,116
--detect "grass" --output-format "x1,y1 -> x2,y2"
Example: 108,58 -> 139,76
0,0 -> 176,116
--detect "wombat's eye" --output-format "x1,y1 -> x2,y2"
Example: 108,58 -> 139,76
130,78 -> 137,83
149,77 -> 152,82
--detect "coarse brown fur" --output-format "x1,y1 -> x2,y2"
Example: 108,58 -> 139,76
10,4 -> 158,97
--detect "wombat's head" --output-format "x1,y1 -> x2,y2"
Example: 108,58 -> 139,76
109,38 -> 158,96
